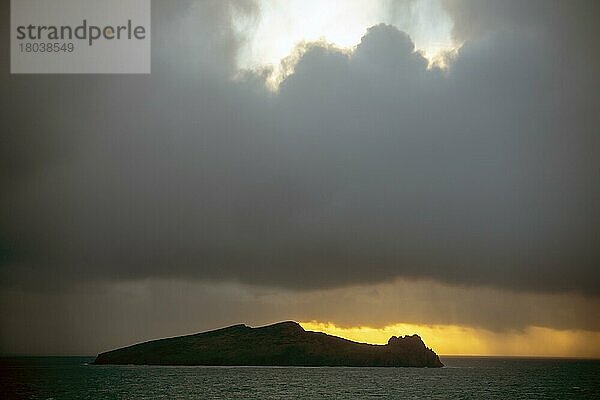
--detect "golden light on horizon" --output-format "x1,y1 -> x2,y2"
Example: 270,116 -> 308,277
300,321 -> 600,358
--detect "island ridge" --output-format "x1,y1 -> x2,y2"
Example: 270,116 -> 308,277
93,321 -> 443,367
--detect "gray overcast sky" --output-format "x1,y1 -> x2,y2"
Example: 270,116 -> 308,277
1,0 -> 599,355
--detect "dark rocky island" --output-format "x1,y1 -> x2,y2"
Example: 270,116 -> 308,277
93,321 -> 443,367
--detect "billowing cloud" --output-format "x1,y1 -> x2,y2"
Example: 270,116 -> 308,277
1,1 -> 599,300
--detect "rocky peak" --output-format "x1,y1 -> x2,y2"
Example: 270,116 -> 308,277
387,334 -> 426,349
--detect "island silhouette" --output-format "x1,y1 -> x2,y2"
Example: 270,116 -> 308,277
93,321 -> 443,367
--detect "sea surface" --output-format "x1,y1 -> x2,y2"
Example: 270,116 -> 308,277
1,356 -> 598,399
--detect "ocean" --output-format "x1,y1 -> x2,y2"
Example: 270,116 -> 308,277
1,356 -> 598,399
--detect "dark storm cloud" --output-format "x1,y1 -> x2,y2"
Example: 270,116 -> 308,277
1,1 -> 599,296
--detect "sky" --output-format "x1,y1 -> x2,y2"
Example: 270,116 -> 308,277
1,0 -> 599,357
